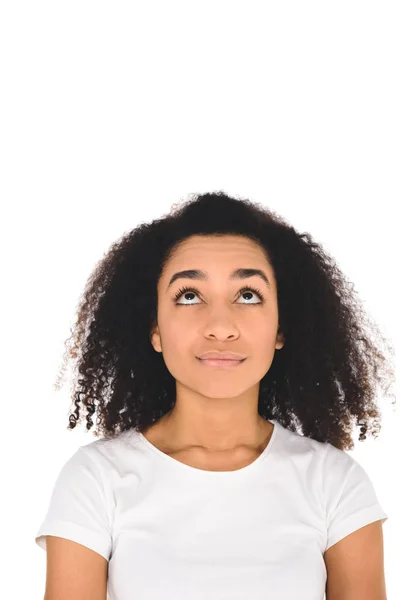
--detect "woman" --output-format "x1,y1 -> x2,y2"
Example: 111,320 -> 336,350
35,191 -> 393,599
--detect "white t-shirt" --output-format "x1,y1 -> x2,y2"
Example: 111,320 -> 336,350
35,419 -> 388,600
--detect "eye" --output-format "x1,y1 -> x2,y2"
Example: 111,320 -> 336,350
173,285 -> 265,305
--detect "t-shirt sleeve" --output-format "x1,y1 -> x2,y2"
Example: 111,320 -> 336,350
35,446 -> 112,561
323,444 -> 388,553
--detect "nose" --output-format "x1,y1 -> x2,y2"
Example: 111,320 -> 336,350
203,323 -> 240,341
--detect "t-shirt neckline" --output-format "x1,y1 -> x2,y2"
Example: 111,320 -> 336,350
136,420 -> 280,477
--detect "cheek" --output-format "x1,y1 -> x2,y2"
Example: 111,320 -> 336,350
159,307 -> 277,338
158,316 -> 194,350
248,317 -> 277,336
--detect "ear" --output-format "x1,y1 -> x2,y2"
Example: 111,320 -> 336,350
275,327 -> 285,350
150,323 -> 162,353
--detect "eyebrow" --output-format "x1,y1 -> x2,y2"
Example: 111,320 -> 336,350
167,268 -> 271,290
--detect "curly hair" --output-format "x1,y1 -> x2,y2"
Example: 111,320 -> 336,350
54,191 -> 396,451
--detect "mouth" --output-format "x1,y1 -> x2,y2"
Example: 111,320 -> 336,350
196,357 -> 246,368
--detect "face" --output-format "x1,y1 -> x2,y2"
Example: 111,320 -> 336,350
150,235 -> 284,402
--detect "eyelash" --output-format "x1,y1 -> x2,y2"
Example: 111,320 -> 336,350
173,285 -> 266,304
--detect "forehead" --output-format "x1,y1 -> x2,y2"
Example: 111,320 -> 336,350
160,235 -> 274,287
167,235 -> 268,262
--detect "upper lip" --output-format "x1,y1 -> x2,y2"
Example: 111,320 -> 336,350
197,351 -> 246,360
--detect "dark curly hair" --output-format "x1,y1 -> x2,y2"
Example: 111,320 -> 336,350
54,191 -> 396,451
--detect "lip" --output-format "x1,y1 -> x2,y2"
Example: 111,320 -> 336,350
197,357 -> 246,368
197,351 -> 246,360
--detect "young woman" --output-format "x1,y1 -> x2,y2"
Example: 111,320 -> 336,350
36,191 -> 393,599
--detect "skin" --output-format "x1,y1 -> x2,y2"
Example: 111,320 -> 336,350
149,234 -> 285,457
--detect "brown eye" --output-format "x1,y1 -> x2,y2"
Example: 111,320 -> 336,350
174,287 -> 201,304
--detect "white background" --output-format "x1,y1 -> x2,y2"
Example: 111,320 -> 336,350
1,1 -> 398,598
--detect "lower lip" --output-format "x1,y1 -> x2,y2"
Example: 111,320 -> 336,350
197,358 -> 245,367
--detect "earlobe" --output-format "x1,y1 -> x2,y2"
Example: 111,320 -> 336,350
276,330 -> 285,349
150,326 -> 162,353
